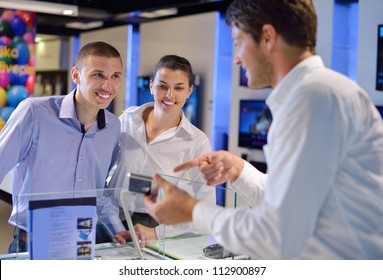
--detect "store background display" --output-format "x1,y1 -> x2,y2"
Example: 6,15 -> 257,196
0,8 -> 36,131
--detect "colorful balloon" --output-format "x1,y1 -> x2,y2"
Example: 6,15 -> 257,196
1,10 -> 15,23
25,75 -> 35,93
0,20 -> 14,37
0,106 -> 15,121
15,11 -> 36,28
0,35 -> 11,46
0,41 -> 13,65
14,42 -> 30,64
9,71 -> 28,86
10,15 -> 26,36
23,32 -> 34,44
10,35 -> 25,48
0,87 -> 7,108
0,73 -> 10,89
0,116 -> 5,131
6,85 -> 29,107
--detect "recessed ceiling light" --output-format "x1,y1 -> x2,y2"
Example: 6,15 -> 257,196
140,8 -> 178,19
65,21 -> 104,30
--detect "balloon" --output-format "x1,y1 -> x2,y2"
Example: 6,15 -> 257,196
10,35 -> 25,48
0,40 -> 13,64
15,11 -> 36,28
6,85 -> 29,107
0,87 -> 7,108
25,75 -> 35,93
0,35 -> 11,46
29,53 -> 35,66
9,71 -> 28,86
14,42 -> 30,64
0,106 -> 15,121
1,10 -> 15,23
10,15 -> 26,36
0,73 -> 10,89
0,116 -> 5,131
0,20 -> 14,37
23,32 -> 34,45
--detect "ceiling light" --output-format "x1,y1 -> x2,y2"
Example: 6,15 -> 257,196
0,0 -> 78,17
65,21 -> 104,30
140,8 -> 178,19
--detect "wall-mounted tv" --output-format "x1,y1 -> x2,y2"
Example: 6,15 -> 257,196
136,75 -> 201,128
376,24 -> 383,91
376,105 -> 383,118
239,66 -> 248,87
238,99 -> 272,150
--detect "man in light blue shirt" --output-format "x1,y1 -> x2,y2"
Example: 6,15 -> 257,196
0,41 -> 123,253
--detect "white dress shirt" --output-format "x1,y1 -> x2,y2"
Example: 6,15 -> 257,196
193,56 -> 383,259
106,102 -> 215,237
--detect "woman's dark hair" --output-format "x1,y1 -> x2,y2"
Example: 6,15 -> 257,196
151,55 -> 195,87
225,0 -> 317,53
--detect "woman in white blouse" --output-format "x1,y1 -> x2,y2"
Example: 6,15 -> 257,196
97,55 -> 216,244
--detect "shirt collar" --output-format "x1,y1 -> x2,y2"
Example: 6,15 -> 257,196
266,55 -> 325,112
130,102 -> 196,139
59,89 -> 107,130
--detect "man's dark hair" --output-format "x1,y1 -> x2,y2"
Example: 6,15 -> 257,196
75,41 -> 122,69
151,55 -> 195,87
225,0 -> 317,53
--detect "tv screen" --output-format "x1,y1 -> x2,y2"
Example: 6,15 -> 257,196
376,25 -> 383,91
376,105 -> 383,118
239,66 -> 248,87
137,76 -> 153,105
136,75 -> 201,128
238,100 -> 272,150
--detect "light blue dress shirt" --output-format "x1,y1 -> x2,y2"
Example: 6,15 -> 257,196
0,90 -> 120,231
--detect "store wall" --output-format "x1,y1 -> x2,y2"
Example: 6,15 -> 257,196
140,12 -> 218,137
358,0 -> 383,105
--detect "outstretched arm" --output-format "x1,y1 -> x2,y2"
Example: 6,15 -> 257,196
174,150 -> 245,186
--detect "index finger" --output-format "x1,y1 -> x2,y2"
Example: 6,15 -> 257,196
173,157 -> 207,173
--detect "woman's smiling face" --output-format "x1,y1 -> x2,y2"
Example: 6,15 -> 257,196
150,67 -> 193,115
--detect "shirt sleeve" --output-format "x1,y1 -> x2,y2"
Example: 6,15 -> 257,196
229,160 -> 266,207
0,99 -> 35,187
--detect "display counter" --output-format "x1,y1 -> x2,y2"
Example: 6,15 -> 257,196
2,174 -> 251,260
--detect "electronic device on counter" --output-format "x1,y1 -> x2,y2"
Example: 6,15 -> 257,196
202,243 -> 235,259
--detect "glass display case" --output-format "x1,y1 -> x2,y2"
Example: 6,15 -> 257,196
1,174 -> 252,260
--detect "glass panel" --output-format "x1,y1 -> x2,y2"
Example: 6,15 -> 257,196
141,174 -> 252,260
2,174 -> 252,260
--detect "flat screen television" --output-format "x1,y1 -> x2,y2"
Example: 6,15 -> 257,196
136,75 -> 201,128
238,99 -> 272,150
239,66 -> 248,87
376,105 -> 383,118
376,24 -> 383,91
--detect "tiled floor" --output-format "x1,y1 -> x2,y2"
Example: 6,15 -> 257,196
0,199 -> 14,254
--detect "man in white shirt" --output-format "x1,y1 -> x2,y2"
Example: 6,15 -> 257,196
144,0 -> 383,259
